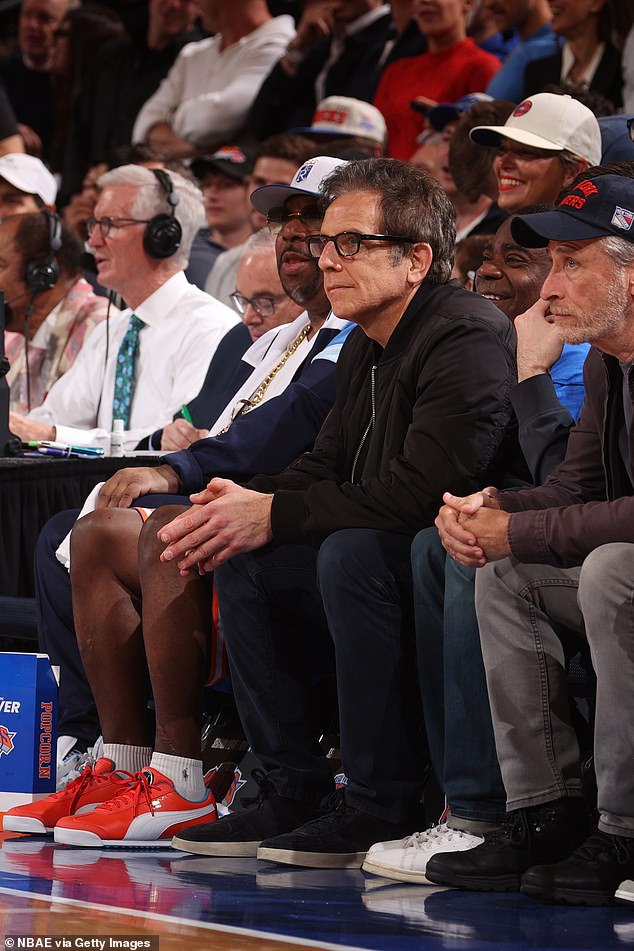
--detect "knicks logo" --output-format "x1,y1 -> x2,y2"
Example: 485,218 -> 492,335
223,768 -> 247,807
0,724 -> 16,756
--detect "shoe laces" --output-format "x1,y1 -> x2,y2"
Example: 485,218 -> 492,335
292,789 -> 351,834
572,831 -> 633,866
239,768 -> 277,807
52,762 -> 119,811
407,822 -> 479,850
489,800 -> 571,848
403,823 -> 447,849
59,750 -> 94,788
481,810 -> 529,849
98,769 -> 163,816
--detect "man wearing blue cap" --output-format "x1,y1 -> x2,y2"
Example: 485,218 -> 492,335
428,169 -> 634,905
423,94 -> 506,241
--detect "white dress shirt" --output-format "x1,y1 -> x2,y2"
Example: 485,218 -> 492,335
209,312 -> 349,436
28,271 -> 239,451
132,16 -> 295,148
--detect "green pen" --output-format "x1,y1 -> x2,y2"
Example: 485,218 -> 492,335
181,404 -> 194,425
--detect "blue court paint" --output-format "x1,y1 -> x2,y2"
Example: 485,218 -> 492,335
1,837 -> 634,950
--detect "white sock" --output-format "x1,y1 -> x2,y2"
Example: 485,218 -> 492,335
150,751 -> 206,801
103,743 -> 152,774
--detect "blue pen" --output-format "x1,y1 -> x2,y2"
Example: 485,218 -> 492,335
37,446 -> 70,457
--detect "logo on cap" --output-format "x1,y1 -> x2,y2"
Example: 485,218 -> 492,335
313,108 -> 347,126
210,146 -> 247,165
513,100 -> 532,118
612,206 -> 634,231
558,179 -> 599,211
295,162 -> 314,185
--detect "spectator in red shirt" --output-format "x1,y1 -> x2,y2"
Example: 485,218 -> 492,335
374,0 -> 501,160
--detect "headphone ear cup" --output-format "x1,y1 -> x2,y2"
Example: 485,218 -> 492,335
143,213 -> 182,259
25,257 -> 60,293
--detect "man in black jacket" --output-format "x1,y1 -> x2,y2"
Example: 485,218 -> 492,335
154,157 -> 520,866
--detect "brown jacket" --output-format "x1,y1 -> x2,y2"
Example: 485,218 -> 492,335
502,346 -> 634,567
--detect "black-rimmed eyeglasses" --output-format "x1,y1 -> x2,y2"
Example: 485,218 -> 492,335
230,291 -> 287,318
86,216 -> 151,239
306,231 -> 414,259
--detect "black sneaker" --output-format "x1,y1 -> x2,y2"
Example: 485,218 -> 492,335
257,791 -> 417,869
425,797 -> 592,892
172,772 -> 321,856
521,830 -> 634,906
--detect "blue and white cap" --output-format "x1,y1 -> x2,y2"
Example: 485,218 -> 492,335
250,156 -> 348,216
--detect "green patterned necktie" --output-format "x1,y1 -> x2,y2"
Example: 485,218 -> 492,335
111,314 -> 145,429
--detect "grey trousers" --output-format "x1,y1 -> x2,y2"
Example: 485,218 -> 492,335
475,543 -> 634,837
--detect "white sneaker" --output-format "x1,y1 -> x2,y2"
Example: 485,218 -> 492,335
56,735 -> 104,790
616,879 -> 634,903
362,822 -> 484,884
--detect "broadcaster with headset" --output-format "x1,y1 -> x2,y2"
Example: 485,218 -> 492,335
8,164 -> 238,452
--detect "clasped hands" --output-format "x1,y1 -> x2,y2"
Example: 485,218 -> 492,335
435,488 -> 511,568
157,477 -> 274,575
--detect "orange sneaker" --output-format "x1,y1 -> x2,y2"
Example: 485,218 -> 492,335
54,767 -> 217,847
2,758 -> 134,835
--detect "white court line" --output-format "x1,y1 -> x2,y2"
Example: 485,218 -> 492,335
0,885 -> 368,951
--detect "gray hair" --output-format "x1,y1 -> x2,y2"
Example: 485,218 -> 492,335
98,164 -> 205,267
601,234 -> 634,270
242,227 -> 276,255
320,158 -> 455,284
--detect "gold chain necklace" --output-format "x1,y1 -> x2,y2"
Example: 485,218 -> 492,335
219,322 -> 312,433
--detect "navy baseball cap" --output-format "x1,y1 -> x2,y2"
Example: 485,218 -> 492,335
427,93 -> 493,132
191,145 -> 254,181
598,114 -> 634,163
511,173 -> 634,248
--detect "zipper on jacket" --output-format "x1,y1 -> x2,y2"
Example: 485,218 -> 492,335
351,365 -> 376,483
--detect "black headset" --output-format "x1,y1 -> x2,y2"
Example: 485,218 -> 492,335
143,168 -> 182,259
25,210 -> 62,294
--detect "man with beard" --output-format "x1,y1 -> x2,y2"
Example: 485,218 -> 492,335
15,156 -> 352,805
428,170 -> 634,904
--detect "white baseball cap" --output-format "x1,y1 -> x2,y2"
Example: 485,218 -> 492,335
0,154 -> 58,205
469,93 -> 602,166
292,96 -> 387,147
250,155 -> 348,216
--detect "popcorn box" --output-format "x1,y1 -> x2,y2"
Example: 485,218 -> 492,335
0,653 -> 58,811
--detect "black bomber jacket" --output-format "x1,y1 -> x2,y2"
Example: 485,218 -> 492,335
249,279 -> 519,547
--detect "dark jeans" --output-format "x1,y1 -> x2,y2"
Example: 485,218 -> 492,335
412,527 -> 506,822
35,495 -> 191,747
215,528 -> 428,823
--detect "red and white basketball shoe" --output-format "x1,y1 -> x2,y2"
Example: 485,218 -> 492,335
54,766 -> 217,847
2,758 -> 134,834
